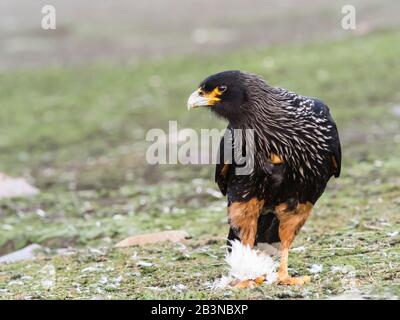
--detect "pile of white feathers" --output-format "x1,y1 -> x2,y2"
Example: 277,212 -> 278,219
212,240 -> 280,289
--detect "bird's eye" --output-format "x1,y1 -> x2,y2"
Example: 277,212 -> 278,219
218,85 -> 227,93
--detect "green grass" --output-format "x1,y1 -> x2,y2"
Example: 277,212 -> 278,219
0,31 -> 400,299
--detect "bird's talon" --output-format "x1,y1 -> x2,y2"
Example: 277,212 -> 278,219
233,279 -> 256,289
233,276 -> 265,289
278,275 -> 311,286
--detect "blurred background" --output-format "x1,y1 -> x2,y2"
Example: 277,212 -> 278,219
0,1 -> 399,299
1,0 -> 400,69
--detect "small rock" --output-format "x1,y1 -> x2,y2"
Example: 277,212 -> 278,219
331,265 -> 356,274
98,276 -> 108,284
81,265 -> 102,273
392,105 -> 400,117
171,284 -> 187,292
0,244 -> 44,264
8,280 -> 24,286
136,261 -> 153,267
115,230 -> 190,247
387,231 -> 399,237
40,264 -> 56,290
291,246 -> 306,253
0,173 -> 39,199
145,286 -> 165,291
309,264 -> 323,274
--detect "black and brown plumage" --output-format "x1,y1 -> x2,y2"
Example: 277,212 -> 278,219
187,70 -> 341,285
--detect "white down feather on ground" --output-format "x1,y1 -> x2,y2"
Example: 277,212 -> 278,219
212,240 -> 279,289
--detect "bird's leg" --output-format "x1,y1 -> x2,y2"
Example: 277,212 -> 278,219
228,198 -> 264,247
228,198 -> 265,288
275,202 -> 313,285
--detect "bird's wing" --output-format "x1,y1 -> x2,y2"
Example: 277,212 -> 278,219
312,99 -> 342,177
215,125 -> 233,196
330,121 -> 342,177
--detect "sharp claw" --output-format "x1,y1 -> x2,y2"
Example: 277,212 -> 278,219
233,276 -> 266,288
234,279 -> 256,289
254,276 -> 265,285
278,275 -> 311,286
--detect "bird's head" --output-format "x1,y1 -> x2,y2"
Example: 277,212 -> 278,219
187,70 -> 260,122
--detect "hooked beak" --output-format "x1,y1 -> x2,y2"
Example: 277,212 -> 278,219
187,90 -> 210,110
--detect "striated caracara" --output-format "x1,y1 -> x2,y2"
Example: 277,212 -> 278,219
187,70 -> 341,285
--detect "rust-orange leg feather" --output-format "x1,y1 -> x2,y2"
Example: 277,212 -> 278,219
228,198 -> 264,288
228,198 -> 264,247
275,202 -> 313,285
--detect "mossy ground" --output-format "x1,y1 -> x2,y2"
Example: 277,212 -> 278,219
0,31 -> 399,299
